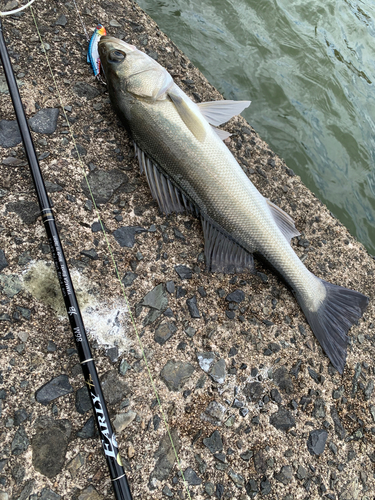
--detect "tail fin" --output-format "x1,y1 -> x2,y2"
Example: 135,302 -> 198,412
298,280 -> 369,374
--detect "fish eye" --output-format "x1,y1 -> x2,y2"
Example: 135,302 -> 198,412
109,50 -> 126,62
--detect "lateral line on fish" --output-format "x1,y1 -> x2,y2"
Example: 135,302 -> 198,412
29,5 -> 192,499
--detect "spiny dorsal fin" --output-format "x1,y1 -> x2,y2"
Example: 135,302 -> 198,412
198,100 -> 251,126
201,216 -> 255,274
266,199 -> 300,243
168,89 -> 207,142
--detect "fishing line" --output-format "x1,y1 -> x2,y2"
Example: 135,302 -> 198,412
28,4 -> 192,498
0,0 -> 37,16
71,0 -> 89,41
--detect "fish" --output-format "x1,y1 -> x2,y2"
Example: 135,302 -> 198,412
87,24 -> 107,77
98,36 -> 369,374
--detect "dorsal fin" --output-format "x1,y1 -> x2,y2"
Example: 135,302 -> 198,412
266,199 -> 300,243
198,100 -> 251,126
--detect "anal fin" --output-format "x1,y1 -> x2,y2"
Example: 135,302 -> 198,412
202,216 -> 255,274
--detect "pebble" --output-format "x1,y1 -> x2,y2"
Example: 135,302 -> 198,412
150,429 -> 180,481
40,488 -> 61,500
119,359 -> 130,375
6,200 -> 40,225
186,295 -> 200,318
312,398 -> 326,418
166,280 -> 175,294
29,108 -> 59,134
201,401 -> 227,426
55,14 -> 67,26
113,410 -> 136,433
160,360 -> 194,391
225,289 -> 245,303
81,169 -> 128,204
35,374 -> 73,405
269,406 -> 296,431
228,468 -> 245,488
272,366 -> 294,393
113,225 -> 146,247
77,486 -> 103,500
154,321 -> 176,345
209,358 -> 226,384
75,386 -> 91,414
260,476 -> 271,495
275,465 -> 293,485
0,250 -> 8,271
66,453 -> 85,479
32,416 -> 71,477
101,370 -> 130,405
11,426 -> 29,456
184,467 -> 202,485
245,478 -> 258,498
244,381 -> 263,402
122,271 -> 138,287
141,283 -> 168,310
203,430 -> 223,453
330,406 -> 347,440
174,264 -> 193,279
77,416 -> 97,439
0,120 -> 21,148
0,274 -> 22,298
307,429 -> 328,455
73,82 -> 100,100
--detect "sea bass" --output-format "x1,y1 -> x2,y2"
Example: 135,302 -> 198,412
98,36 -> 368,374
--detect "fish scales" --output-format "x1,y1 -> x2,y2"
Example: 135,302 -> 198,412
98,36 -> 369,373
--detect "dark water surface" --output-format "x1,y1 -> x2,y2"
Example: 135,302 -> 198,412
137,0 -> 375,255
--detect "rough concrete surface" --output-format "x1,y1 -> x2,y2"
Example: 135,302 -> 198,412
0,1 -> 374,499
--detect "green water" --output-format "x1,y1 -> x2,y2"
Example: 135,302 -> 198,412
136,0 -> 375,255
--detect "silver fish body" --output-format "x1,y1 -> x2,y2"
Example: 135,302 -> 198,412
98,36 -> 368,373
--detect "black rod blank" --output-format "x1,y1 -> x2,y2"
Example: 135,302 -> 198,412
0,17 -> 133,500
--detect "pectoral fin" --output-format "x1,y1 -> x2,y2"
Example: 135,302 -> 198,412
198,100 -> 251,126
168,89 -> 207,142
266,199 -> 300,243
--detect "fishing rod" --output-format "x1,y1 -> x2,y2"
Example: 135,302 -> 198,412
0,15 -> 133,500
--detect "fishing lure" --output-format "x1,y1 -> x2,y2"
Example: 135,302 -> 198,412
87,24 -> 107,77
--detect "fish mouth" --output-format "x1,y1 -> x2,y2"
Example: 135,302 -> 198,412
98,35 -> 137,54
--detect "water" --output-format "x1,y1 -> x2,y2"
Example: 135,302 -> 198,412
136,0 -> 375,255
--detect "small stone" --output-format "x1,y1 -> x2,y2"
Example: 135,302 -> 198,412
40,488 -> 61,500
260,476 -> 271,495
205,482 -> 215,496
203,430 -> 223,454
270,406 -> 296,431
81,169 -> 128,204
201,401 -> 227,426
364,379 -> 374,400
101,371 -> 130,405
150,429 -> 180,481
160,360 -> 194,391
197,351 -> 216,373
184,467 -> 202,485
228,469 -> 245,488
55,14 -> 67,26
0,120 -> 21,147
270,388 -> 282,404
35,375 -> 73,405
122,272 -> 138,287
245,478 -> 258,498
0,274 -> 22,298
296,465 -> 308,480
166,280 -> 175,294
142,283 -> 168,311
209,358 -> 226,384
73,82 -> 100,100
77,486 -> 103,500
186,295 -> 200,318
77,416 -> 97,439
307,429 -> 328,455
80,249 -> 98,260
184,326 -> 196,338
244,381 -> 263,401
113,225 -> 146,248
11,426 -> 29,455
272,366 -> 294,393
67,453 -> 85,479
275,465 -> 293,485
119,360 -> 130,376
29,108 -> 59,134
226,290 -> 245,303
312,398 -> 326,419
6,201 -> 40,225
75,386 -> 91,414
331,406 -> 347,440
0,250 -> 8,271
174,264 -> 193,279
109,19 -> 122,27
154,322 -> 177,345
113,410 -> 137,433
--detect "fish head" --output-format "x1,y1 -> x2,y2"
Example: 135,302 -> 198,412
98,36 -> 173,100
